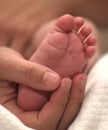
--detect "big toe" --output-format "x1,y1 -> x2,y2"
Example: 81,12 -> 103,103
55,14 -> 75,33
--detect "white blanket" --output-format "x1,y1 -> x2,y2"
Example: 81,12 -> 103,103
69,54 -> 108,130
0,106 -> 34,130
1,54 -> 108,130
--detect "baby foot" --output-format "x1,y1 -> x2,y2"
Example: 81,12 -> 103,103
18,14 -> 96,111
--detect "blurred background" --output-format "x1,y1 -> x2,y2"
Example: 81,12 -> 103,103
0,0 -> 108,56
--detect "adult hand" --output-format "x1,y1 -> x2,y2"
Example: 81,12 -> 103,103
0,47 -> 86,130
57,74 -> 86,130
0,73 -> 86,130
0,47 -> 61,91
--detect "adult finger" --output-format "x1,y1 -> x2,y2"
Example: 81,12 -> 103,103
0,80 -> 17,105
18,78 -> 72,130
0,47 -> 60,91
57,74 -> 87,130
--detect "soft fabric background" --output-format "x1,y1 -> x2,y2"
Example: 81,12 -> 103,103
100,27 -> 108,54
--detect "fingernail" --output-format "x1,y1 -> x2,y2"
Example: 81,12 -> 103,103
66,79 -> 72,91
43,72 -> 60,89
79,77 -> 87,91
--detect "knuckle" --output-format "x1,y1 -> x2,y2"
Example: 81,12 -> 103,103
23,63 -> 34,83
23,61 -> 44,87
0,82 -> 16,105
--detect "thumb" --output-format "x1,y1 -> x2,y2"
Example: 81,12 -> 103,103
0,47 -> 60,91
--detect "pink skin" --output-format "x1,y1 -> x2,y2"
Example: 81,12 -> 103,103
17,14 -> 96,111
